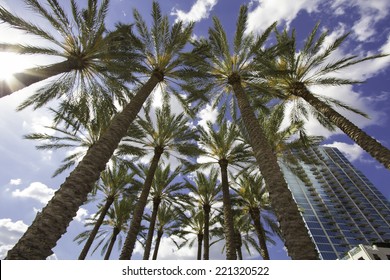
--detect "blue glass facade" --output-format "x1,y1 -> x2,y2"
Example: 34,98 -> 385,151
282,146 -> 390,260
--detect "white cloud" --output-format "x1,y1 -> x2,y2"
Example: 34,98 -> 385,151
0,218 -> 28,259
171,0 -> 218,24
9,179 -> 22,185
247,0 -> 321,34
197,104 -> 218,129
329,0 -> 390,41
74,208 -> 89,223
323,142 -> 364,162
12,182 -> 55,204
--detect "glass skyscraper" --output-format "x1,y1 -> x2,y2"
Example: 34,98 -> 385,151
281,146 -> 390,260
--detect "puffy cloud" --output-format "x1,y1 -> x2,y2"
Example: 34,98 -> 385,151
171,0 -> 218,24
247,0 -> 321,34
341,0 -> 390,41
0,218 -> 28,259
323,142 -> 364,162
197,104 -> 218,129
74,208 -> 89,223
9,179 -> 22,185
12,182 -> 55,204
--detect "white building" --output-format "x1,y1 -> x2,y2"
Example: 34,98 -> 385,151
340,243 -> 390,260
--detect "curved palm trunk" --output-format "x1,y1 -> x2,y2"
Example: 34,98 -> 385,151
143,197 -> 161,260
235,231 -> 243,260
197,233 -> 203,260
294,83 -> 390,170
104,227 -> 120,260
79,196 -> 115,259
0,59 -> 80,98
230,78 -> 319,260
203,204 -> 210,260
249,208 -> 270,260
5,72 -> 163,260
152,229 -> 164,260
219,159 -> 237,260
119,147 -> 164,260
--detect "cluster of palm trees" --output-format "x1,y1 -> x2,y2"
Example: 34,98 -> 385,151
1,0 -> 389,260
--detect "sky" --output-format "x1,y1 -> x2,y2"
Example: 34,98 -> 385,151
0,0 -> 390,260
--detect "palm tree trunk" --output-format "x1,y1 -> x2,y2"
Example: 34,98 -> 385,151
197,233 -> 203,260
235,232 -> 243,260
230,78 -> 319,260
0,58 -> 81,98
104,227 -> 120,260
143,197 -> 161,260
5,72 -> 163,260
249,208 -> 270,260
219,159 -> 237,260
78,195 -> 115,259
119,147 -> 164,260
152,230 -> 164,260
294,82 -> 390,170
203,204 -> 210,260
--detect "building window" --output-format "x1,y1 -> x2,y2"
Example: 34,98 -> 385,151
372,254 -> 381,260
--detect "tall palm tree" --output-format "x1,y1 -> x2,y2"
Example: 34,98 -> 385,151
182,6 -> 319,259
185,168 -> 221,260
77,160 -> 138,260
258,23 -> 390,169
6,2 -> 194,260
143,164 -> 186,260
118,104 -> 200,260
176,208 -> 205,260
194,120 -> 254,260
151,203 -> 181,260
232,173 -> 280,260
0,0 -> 133,115
74,196 -> 135,260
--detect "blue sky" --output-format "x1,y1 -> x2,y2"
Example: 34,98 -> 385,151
0,0 -> 389,260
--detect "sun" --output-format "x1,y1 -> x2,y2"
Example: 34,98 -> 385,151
0,52 -> 33,81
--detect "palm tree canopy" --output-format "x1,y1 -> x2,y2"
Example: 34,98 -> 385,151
0,0 -> 139,110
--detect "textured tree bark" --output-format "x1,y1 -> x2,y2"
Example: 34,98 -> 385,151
197,233 -> 203,260
0,58 -> 80,98
152,230 -> 164,260
249,208 -> 270,260
78,196 -> 115,260
202,204 -> 210,260
5,72 -> 162,260
293,82 -> 390,170
143,197 -> 161,260
119,147 -> 164,260
219,159 -> 237,260
230,77 -> 319,260
104,227 -> 120,260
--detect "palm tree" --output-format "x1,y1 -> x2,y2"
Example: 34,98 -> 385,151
151,203 -> 181,260
258,23 -> 390,169
77,160 -> 138,259
143,164 -> 186,260
74,196 -> 135,260
118,104 -> 200,260
232,173 -> 280,260
194,120 -> 254,260
185,168 -> 221,260
0,0 -> 133,115
176,208 -> 205,260
182,6 -> 319,259
6,2 -> 194,260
